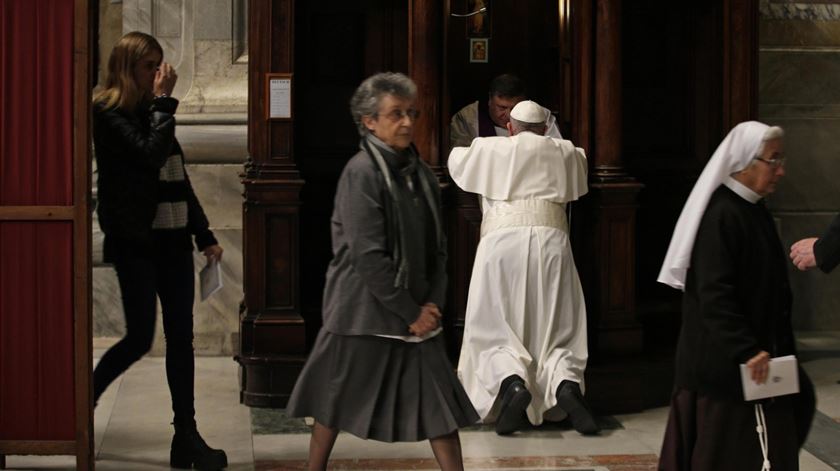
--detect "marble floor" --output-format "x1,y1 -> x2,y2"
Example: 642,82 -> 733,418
4,333 -> 840,471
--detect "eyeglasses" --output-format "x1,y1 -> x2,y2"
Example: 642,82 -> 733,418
378,108 -> 420,123
754,156 -> 786,168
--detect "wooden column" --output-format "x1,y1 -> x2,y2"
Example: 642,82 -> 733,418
588,0 -> 644,356
723,0 -> 759,128
571,0 -> 644,413
236,0 -> 305,408
409,0 -> 444,168
593,0 -> 624,179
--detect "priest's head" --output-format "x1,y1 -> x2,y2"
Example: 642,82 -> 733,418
506,100 -> 548,136
487,74 -> 528,128
732,127 -> 785,197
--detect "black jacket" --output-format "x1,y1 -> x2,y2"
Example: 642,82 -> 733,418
93,96 -> 216,257
815,213 -> 840,272
675,186 -> 796,401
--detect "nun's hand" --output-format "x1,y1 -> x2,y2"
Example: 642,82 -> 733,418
746,351 -> 771,385
409,305 -> 440,337
790,237 -> 818,271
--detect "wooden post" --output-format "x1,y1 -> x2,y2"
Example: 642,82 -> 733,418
237,0 -> 306,407
74,0 -> 94,468
409,0 -> 443,167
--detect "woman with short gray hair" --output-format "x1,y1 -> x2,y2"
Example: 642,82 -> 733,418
286,72 -> 478,470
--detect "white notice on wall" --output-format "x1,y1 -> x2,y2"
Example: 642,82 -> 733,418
269,78 -> 292,119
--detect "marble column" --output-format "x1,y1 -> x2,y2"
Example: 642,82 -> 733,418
759,0 -> 840,331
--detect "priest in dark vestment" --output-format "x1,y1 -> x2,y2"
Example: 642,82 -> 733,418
449,74 -> 561,149
657,121 -> 816,471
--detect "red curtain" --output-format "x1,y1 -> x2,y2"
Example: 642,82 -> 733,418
0,0 -> 77,441
0,0 -> 74,205
0,222 -> 75,440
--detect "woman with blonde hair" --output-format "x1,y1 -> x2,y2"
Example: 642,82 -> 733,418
92,31 -> 227,470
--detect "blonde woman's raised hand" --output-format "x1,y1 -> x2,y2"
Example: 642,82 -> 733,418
154,62 -> 178,97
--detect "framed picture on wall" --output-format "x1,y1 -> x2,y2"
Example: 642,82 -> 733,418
466,0 -> 491,38
470,38 -> 489,63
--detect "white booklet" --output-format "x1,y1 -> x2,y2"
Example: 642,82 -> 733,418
739,355 -> 799,401
199,259 -> 223,301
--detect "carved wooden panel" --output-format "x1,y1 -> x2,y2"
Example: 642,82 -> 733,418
266,211 -> 298,309
445,187 -> 482,355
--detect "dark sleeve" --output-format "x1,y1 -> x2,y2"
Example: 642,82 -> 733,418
182,160 -> 217,251
94,96 -> 179,171
692,205 -> 762,364
337,163 -> 419,325
424,172 -> 448,310
814,213 -> 840,273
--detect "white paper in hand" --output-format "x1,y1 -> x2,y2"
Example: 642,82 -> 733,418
740,355 -> 799,401
199,259 -> 223,301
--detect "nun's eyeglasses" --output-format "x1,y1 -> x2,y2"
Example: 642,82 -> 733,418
755,156 -> 786,168
379,108 -> 420,123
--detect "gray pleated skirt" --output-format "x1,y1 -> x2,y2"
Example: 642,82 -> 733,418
287,330 -> 480,442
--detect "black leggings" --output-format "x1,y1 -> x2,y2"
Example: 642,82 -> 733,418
93,249 -> 196,425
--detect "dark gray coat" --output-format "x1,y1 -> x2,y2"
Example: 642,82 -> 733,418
320,145 -> 447,336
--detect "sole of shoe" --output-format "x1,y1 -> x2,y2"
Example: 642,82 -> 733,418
555,392 -> 600,435
495,388 -> 532,435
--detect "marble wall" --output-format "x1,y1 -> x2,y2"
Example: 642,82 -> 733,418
760,0 -> 840,330
121,0 -> 248,115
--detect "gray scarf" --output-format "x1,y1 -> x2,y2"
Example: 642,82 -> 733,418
362,135 -> 444,289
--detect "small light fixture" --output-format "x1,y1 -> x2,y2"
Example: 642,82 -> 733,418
451,0 -> 490,18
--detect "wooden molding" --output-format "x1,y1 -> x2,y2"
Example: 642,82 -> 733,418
0,206 -> 74,220
0,440 -> 76,455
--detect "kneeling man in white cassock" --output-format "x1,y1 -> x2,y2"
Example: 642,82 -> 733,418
448,100 -> 598,436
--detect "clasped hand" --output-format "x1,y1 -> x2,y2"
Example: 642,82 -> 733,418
409,303 -> 441,337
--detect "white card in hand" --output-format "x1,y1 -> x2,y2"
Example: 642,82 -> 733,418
739,355 -> 799,401
199,259 -> 223,301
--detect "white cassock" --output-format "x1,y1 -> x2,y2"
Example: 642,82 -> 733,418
448,132 -> 589,425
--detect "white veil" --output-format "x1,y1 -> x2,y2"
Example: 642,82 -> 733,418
657,121 -> 783,291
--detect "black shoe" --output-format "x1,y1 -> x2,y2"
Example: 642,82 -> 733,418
170,422 -> 228,470
495,379 -> 532,435
555,380 -> 600,435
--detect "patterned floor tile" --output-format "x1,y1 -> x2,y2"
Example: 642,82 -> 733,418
255,454 -> 658,470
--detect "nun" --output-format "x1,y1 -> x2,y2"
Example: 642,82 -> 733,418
286,72 -> 479,471
657,121 -> 815,471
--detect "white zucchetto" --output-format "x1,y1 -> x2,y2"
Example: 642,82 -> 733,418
510,100 -> 548,124
657,121 -> 784,291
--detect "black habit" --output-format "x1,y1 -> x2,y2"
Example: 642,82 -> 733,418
659,185 -> 815,471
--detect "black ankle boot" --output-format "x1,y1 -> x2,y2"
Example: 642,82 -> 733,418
170,421 -> 228,470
